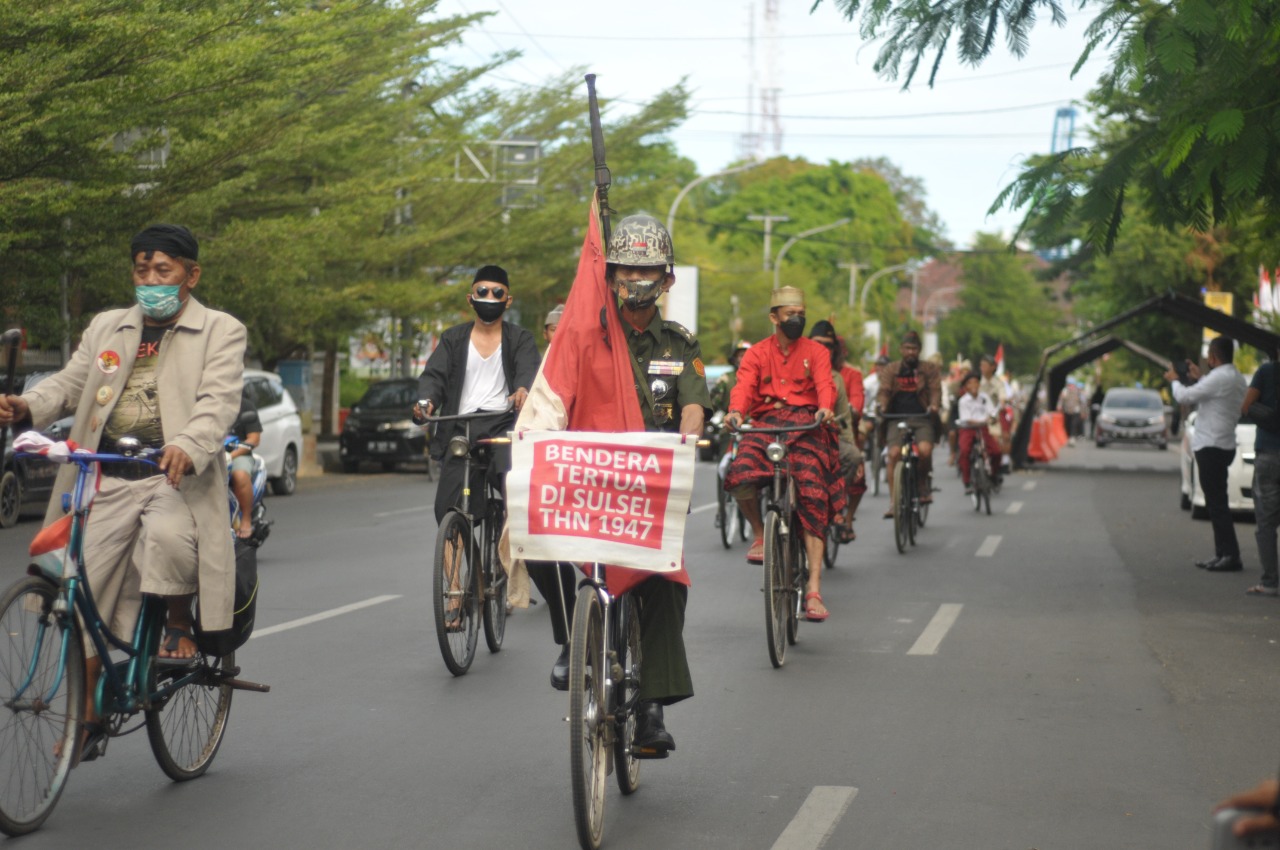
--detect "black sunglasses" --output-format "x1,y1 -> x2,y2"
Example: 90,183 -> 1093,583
474,285 -> 507,300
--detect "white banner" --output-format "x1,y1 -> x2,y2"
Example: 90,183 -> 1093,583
506,430 -> 696,572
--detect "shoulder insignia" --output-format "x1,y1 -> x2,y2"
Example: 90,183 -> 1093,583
693,358 -> 705,377
662,320 -> 696,345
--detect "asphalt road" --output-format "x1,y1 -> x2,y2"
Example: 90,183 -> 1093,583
0,441 -> 1276,849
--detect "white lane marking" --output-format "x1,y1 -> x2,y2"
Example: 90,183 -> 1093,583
1006,501 -> 1024,515
1022,481 -> 1037,491
907,603 -> 964,656
251,595 -> 403,639
975,535 -> 1002,557
689,502 -> 719,515
374,506 -> 428,518
770,786 -> 859,850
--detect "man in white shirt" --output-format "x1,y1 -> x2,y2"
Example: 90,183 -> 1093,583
956,372 -> 1003,494
1166,336 -> 1247,571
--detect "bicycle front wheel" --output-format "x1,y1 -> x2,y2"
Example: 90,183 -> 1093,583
717,482 -> 732,549
433,511 -> 479,675
763,510 -> 788,668
569,587 -> 607,850
916,469 -> 931,530
785,526 -> 803,647
482,510 -> 507,654
146,651 -> 234,781
892,463 -> 908,554
613,597 -> 642,796
0,577 -> 83,836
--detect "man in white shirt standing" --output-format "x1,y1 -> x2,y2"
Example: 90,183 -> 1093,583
1166,336 -> 1247,571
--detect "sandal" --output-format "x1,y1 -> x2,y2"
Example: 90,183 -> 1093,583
156,626 -> 198,666
804,592 -> 829,622
746,537 -> 765,564
837,524 -> 856,544
1245,584 -> 1279,597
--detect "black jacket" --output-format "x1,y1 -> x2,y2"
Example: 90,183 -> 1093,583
417,320 -> 541,459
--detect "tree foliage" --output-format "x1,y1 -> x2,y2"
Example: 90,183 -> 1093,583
817,0 -> 1280,251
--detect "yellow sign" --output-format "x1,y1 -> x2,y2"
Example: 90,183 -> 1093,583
1203,291 -> 1234,341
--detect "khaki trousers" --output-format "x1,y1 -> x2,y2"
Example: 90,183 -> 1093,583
81,475 -> 199,655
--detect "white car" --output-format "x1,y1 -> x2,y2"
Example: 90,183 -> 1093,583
1179,411 -> 1256,517
243,368 -> 304,496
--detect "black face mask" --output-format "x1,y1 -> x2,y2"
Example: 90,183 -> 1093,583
470,298 -> 507,324
779,316 -> 806,340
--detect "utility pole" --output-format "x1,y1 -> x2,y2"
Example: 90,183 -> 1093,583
839,261 -> 868,309
747,213 -> 789,271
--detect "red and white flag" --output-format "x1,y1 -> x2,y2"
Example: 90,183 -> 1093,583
510,193 -> 692,592
994,342 -> 1005,377
1260,266 -> 1274,314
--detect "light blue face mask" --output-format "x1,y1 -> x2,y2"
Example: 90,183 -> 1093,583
135,284 -> 184,321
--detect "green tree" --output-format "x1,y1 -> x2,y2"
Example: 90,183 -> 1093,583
817,0 -> 1280,251
937,233 -> 1062,374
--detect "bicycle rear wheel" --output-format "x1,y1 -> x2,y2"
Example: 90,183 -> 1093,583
892,463 -> 908,554
738,502 -> 751,541
433,511 -> 479,676
569,587 -> 607,850
822,522 -> 839,570
482,508 -> 507,654
146,650 -> 234,781
763,510 -> 787,668
0,577 -> 83,836
613,597 -> 641,796
916,469 -> 930,529
869,436 -> 881,497
786,528 -> 803,646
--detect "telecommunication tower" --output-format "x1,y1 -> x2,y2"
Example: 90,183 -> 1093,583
761,0 -> 783,153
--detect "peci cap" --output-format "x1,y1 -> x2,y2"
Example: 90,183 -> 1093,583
770,286 -> 805,309
544,305 -> 564,327
131,223 -> 198,262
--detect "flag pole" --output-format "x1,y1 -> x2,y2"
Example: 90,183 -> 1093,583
585,74 -> 613,245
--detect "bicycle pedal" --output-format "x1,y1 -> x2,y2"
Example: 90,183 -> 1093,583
632,746 -> 670,760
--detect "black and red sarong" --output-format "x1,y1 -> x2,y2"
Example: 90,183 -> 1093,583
724,407 -> 847,539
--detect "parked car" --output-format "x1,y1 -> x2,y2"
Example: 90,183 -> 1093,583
243,369 -> 304,495
0,373 -> 73,528
1178,411 -> 1256,518
339,378 -> 426,472
1094,387 -> 1169,449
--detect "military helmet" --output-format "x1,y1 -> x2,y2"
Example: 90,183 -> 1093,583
606,214 -> 674,267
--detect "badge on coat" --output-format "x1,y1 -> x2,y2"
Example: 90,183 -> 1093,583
95,386 -> 113,406
97,350 -> 121,375
649,378 -> 671,399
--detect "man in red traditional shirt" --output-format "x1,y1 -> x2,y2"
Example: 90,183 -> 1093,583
723,286 -> 844,622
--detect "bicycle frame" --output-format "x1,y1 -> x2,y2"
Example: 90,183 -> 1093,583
19,452 -> 205,721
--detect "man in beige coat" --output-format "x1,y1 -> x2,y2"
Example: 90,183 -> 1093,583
0,224 -> 244,750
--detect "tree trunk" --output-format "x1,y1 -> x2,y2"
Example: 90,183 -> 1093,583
321,343 -> 338,438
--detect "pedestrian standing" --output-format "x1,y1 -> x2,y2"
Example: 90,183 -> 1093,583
1165,337 -> 1247,571
1242,357 -> 1280,595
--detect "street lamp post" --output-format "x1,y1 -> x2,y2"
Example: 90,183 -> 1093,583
772,218 -> 851,289
858,261 -> 915,313
921,285 -> 962,327
667,159 -> 764,239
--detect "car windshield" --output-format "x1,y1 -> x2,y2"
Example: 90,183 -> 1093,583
1104,390 -> 1161,410
360,382 -> 416,409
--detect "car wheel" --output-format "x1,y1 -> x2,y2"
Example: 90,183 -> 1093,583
341,459 -> 360,474
381,461 -> 398,472
270,446 -> 298,496
1190,502 -> 1210,520
1095,440 -> 1106,448
1156,442 -> 1168,451
0,469 -> 20,529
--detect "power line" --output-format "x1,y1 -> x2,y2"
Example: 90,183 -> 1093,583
481,30 -> 858,42
690,98 -> 1075,121
493,0 -> 568,72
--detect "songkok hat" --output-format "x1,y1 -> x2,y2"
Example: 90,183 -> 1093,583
901,330 -> 922,346
130,224 -> 198,262
770,286 -> 805,309
545,305 -> 564,327
473,265 -> 509,287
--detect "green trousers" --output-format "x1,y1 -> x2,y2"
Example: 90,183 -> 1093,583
634,577 -> 693,705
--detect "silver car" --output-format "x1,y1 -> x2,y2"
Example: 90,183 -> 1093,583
1094,388 -> 1169,450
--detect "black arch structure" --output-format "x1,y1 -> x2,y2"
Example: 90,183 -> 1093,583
1012,292 -> 1280,468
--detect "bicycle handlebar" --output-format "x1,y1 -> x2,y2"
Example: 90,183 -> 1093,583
730,419 -> 823,436
17,449 -> 162,468
416,402 -> 514,424
878,413 -> 935,420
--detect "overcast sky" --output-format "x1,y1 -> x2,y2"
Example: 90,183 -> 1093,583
435,1 -> 1112,251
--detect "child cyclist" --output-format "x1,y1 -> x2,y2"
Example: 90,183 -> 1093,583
957,372 -> 1003,495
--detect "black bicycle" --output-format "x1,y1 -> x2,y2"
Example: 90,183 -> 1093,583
882,414 -> 933,554
864,409 -> 883,497
715,432 -> 750,550
420,407 -> 511,676
733,419 -> 822,668
959,424 -> 1000,515
565,561 -> 644,850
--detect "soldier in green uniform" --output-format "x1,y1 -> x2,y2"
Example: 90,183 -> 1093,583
527,214 -> 709,757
